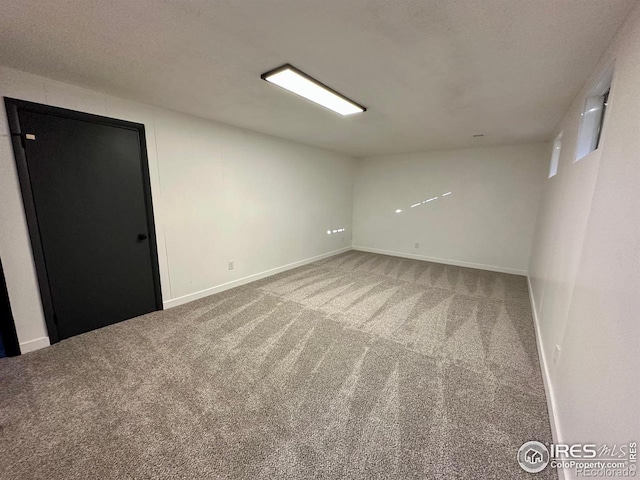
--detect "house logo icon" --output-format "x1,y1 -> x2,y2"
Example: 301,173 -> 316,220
518,441 -> 550,473
526,449 -> 542,464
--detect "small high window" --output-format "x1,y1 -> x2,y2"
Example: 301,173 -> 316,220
575,65 -> 613,162
548,132 -> 562,178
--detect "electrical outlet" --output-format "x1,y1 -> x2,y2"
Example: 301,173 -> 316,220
414,242 -> 420,249
228,260 -> 234,271
553,345 -> 561,364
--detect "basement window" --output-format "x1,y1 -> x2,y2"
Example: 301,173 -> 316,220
548,132 -> 562,178
575,65 -> 613,162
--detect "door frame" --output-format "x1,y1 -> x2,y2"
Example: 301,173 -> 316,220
4,97 -> 163,344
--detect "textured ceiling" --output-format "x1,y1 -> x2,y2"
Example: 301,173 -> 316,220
0,0 -> 636,157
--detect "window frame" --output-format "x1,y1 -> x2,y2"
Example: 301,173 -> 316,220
574,64 -> 614,163
548,131 -> 563,178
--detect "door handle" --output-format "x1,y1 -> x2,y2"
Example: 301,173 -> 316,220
137,233 -> 148,241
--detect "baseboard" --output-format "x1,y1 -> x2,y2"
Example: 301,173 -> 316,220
19,336 -> 51,354
163,247 -> 352,309
527,275 -> 566,480
351,245 -> 527,276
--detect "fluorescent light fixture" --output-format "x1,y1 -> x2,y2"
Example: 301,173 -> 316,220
410,203 -> 421,208
442,192 -> 452,196
395,209 -> 402,213
261,64 -> 366,116
327,230 -> 332,235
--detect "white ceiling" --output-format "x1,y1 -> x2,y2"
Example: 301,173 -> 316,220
0,0 -> 636,157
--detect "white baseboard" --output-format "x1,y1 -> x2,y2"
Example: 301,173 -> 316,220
527,275 -> 566,480
19,336 -> 51,354
351,245 -> 527,276
163,247 -> 352,309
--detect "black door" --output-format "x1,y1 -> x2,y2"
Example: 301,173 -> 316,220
6,99 -> 162,342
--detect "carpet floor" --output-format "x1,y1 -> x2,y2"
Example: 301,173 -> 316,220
0,251 -> 555,479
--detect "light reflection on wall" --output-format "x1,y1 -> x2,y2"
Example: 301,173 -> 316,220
396,192 -> 452,213
327,228 -> 346,234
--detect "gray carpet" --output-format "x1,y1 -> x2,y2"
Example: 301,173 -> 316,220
0,251 -> 556,479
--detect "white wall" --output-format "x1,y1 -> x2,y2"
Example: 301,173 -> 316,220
352,144 -> 548,274
0,66 -> 355,352
528,2 -> 640,474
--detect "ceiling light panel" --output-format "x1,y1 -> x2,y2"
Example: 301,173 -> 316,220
261,64 -> 366,116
